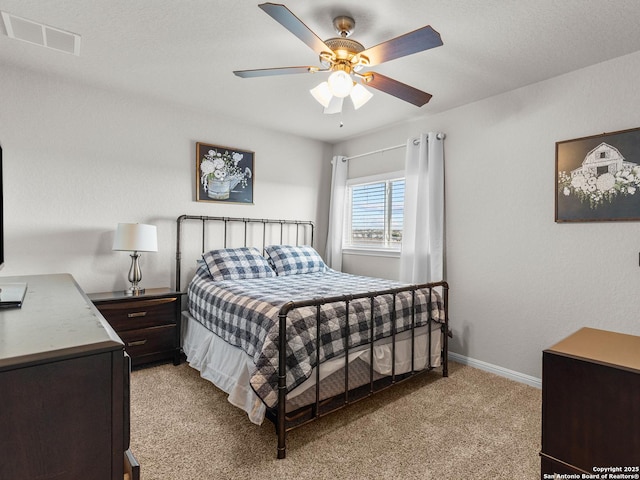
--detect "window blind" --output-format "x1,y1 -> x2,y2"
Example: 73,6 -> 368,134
345,178 -> 405,248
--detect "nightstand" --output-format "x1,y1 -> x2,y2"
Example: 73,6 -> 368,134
89,288 -> 185,368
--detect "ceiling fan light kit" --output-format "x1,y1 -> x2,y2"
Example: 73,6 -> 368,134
310,78 -> 373,112
234,3 -> 443,115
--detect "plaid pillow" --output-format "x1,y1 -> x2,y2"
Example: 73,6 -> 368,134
202,247 -> 275,281
264,245 -> 327,276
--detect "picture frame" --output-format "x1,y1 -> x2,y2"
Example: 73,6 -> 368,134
555,127 -> 640,222
196,142 -> 254,204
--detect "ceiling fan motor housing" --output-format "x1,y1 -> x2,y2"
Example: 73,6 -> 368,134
322,37 -> 368,72
325,37 -> 364,56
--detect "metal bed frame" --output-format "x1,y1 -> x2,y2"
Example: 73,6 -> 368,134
175,215 -> 449,459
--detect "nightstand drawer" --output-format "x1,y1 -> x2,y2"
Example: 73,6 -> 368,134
118,325 -> 176,359
98,297 -> 178,331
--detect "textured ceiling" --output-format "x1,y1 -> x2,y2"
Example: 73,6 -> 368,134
2,0 -> 640,143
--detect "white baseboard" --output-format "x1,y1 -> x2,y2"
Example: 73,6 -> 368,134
448,352 -> 542,389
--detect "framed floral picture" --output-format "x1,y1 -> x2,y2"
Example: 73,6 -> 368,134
196,142 -> 254,204
555,127 -> 640,222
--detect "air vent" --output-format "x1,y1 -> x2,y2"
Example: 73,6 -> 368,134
1,11 -> 80,56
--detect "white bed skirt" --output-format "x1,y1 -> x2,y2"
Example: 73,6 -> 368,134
181,312 -> 443,425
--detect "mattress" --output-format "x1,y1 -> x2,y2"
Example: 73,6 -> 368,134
182,311 -> 442,425
187,265 -> 445,408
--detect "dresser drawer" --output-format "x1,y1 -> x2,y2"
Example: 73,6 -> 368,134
97,297 -> 178,331
118,325 -> 177,359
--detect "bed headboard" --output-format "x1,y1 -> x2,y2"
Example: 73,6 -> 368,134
175,215 -> 315,291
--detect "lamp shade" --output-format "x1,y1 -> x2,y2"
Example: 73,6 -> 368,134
324,96 -> 344,114
310,81 -> 333,108
350,83 -> 374,110
113,223 -> 158,252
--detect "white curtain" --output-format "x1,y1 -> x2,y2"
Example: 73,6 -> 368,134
325,155 -> 348,271
399,132 -> 445,284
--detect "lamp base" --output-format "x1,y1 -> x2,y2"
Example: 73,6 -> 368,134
124,252 -> 144,296
124,286 -> 145,296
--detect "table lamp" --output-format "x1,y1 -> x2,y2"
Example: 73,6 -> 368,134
113,223 -> 158,295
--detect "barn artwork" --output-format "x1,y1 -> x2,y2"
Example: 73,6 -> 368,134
556,127 -> 640,222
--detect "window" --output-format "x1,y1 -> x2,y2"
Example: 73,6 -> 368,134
344,172 -> 405,252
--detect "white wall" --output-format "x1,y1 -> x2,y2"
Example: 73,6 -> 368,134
0,64 -> 332,293
334,49 -> 640,379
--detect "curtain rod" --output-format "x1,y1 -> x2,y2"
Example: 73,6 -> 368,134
344,142 -> 408,161
343,133 -> 445,161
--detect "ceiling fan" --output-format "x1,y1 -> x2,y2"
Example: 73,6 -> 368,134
233,3 -> 443,114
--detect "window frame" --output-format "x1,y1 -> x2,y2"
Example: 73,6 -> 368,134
343,170 -> 405,257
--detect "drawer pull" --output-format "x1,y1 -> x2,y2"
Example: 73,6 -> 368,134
127,339 -> 147,347
128,311 -> 147,318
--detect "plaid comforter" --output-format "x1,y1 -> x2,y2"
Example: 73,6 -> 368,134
188,266 -> 444,408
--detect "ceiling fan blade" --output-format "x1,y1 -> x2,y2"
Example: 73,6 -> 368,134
259,3 -> 332,55
359,25 -> 443,66
362,72 -> 432,107
234,66 -> 315,78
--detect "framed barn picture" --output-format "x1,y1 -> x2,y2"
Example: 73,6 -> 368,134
555,127 -> 640,222
196,142 -> 254,204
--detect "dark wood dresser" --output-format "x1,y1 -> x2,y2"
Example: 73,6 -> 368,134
89,288 -> 183,367
0,273 -> 139,480
540,327 -> 640,476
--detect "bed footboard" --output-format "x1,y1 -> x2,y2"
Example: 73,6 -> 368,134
273,282 -> 449,459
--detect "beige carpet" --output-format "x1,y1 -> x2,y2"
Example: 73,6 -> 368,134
130,361 -> 541,479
